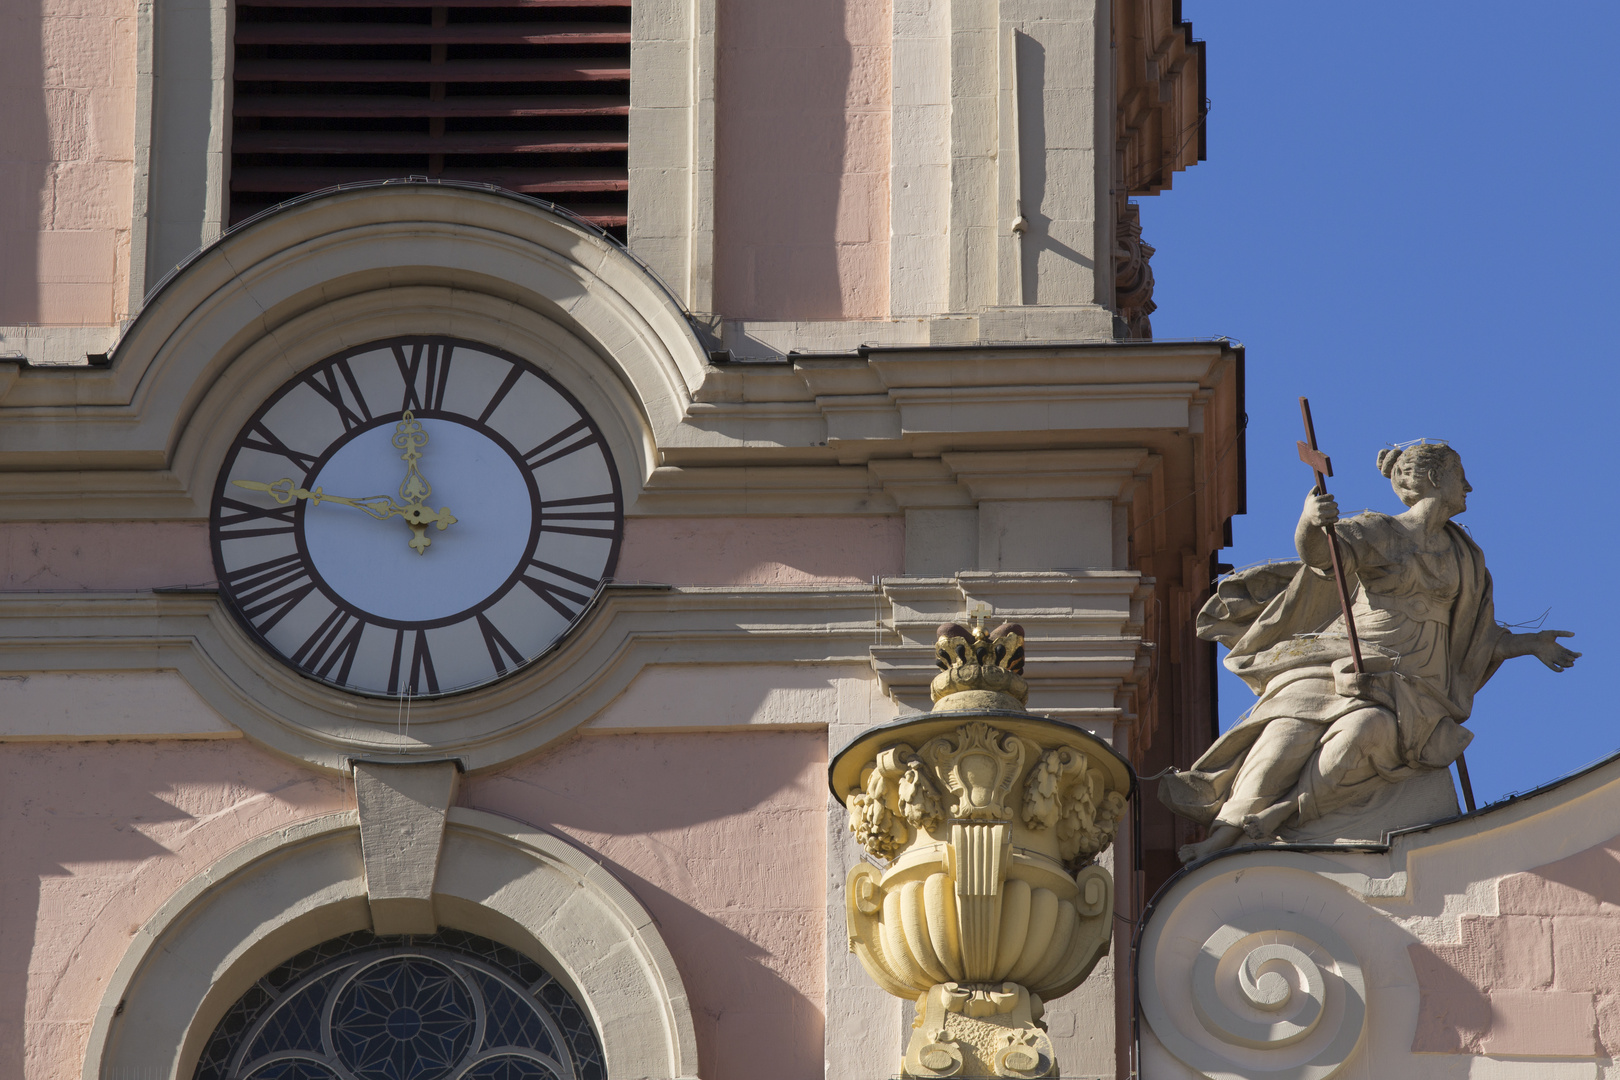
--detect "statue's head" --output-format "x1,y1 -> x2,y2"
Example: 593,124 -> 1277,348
1377,442 -> 1470,510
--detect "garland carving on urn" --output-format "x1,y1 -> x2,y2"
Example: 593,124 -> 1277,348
831,621 -> 1136,1078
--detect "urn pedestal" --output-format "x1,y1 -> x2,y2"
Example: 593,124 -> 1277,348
830,623 -> 1136,1078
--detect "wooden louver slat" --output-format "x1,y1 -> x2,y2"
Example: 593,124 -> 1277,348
234,94 -> 629,118
231,165 -> 627,192
230,0 -> 631,232
234,130 -> 628,153
241,0 -> 627,7
234,58 -> 630,82
235,22 -> 629,45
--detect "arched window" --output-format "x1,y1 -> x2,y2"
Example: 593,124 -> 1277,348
192,929 -> 605,1080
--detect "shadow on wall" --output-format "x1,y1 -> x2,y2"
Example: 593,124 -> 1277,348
0,741 -> 351,1080
714,0 -> 853,320
461,729 -> 830,1080
0,0 -> 46,325
1013,30 -> 1093,305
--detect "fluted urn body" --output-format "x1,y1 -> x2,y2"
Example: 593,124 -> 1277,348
830,623 -> 1135,1078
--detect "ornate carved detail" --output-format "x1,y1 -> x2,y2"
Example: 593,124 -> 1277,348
920,722 -> 1027,822
834,627 -> 1136,1078
1023,747 -> 1129,869
904,981 -> 1053,1079
932,621 -> 1028,710
1138,878 -> 1370,1080
1114,201 -> 1156,340
847,745 -> 946,860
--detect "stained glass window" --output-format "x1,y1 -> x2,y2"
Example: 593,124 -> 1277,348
193,931 -> 604,1080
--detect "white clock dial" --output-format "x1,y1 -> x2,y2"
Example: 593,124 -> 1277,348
212,337 -> 623,696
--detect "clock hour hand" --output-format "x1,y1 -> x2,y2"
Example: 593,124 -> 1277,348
391,411 -> 458,553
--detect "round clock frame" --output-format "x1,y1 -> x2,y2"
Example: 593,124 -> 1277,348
210,335 -> 624,699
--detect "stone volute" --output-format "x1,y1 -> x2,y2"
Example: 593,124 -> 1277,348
830,620 -> 1136,1079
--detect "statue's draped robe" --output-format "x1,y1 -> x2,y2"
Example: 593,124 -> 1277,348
1160,513 -> 1505,830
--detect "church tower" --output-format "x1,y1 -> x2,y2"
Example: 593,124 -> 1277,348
0,2 -> 1264,1078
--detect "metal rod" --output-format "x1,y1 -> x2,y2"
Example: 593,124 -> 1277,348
1455,751 -> 1478,813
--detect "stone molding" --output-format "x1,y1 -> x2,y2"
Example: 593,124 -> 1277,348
0,187 -> 704,489
84,808 -> 701,1080
0,571 -> 1147,771
875,572 -> 1150,719
0,188 -> 1237,522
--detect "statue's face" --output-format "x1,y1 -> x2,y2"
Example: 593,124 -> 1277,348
1440,466 -> 1472,515
1398,461 -> 1470,513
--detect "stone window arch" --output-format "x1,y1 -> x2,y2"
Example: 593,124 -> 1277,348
86,810 -> 698,1080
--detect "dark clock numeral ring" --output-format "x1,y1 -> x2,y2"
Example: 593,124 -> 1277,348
211,336 -> 624,698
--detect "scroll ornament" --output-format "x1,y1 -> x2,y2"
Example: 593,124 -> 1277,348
833,622 -> 1134,1078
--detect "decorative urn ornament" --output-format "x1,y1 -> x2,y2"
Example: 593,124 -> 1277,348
830,621 -> 1135,1078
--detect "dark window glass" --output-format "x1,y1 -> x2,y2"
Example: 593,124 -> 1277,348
193,931 -> 604,1080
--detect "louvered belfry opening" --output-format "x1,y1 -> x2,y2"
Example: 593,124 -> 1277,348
231,0 -> 630,235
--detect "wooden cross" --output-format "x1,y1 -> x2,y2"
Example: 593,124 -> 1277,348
1297,397 -> 1365,674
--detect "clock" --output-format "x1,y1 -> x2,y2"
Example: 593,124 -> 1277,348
211,335 -> 623,697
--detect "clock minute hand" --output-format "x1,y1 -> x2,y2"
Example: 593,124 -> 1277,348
232,477 -> 406,519
231,480 -> 454,549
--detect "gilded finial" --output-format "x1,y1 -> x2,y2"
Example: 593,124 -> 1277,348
930,618 -> 1028,711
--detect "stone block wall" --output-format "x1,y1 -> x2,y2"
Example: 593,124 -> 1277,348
1411,836 -> 1620,1058
0,0 -> 135,326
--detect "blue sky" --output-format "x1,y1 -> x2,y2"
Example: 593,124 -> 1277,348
1142,2 -> 1620,806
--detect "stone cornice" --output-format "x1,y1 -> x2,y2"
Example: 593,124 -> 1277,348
0,571 -> 1148,772
0,182 -> 1237,524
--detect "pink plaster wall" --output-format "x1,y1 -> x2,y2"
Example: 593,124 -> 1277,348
617,515 -> 903,584
1408,835 -> 1620,1057
0,0 -> 136,325
460,730 -> 828,1080
713,0 -> 891,319
0,521 -> 212,590
0,740 -> 350,1079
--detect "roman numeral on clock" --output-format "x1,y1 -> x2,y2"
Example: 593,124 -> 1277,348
519,559 -> 594,619
240,423 -> 319,472
226,554 -> 316,633
393,341 -> 454,412
538,493 -> 620,540
522,420 -> 596,471
291,607 -> 365,685
476,613 -> 526,676
304,358 -> 373,432
215,497 -> 297,539
387,629 -> 440,696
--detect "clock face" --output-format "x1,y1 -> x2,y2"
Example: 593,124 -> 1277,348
212,336 -> 623,697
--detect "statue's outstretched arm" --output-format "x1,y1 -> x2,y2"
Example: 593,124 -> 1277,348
1494,628 -> 1581,672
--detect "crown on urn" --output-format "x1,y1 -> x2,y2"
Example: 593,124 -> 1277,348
831,620 -> 1135,1079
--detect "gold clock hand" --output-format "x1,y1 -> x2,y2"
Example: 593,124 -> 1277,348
389,411 -> 457,554
232,474 -> 455,552
233,478 -> 404,520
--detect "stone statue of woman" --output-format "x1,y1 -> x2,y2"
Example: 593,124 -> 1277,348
1161,442 -> 1580,863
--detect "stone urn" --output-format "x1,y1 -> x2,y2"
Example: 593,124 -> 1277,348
830,621 -> 1135,1078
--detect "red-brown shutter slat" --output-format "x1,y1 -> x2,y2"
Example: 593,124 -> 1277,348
235,23 -> 629,45
234,94 -> 629,118
231,0 -> 631,234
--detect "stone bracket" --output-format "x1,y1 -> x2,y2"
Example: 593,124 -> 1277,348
352,758 -> 461,935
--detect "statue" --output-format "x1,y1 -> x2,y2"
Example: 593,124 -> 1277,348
1161,441 -> 1580,863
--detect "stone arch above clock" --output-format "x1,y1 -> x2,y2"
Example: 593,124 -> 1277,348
0,183 -> 710,516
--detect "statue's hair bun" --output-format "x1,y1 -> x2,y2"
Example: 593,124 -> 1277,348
1376,448 -> 1402,478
